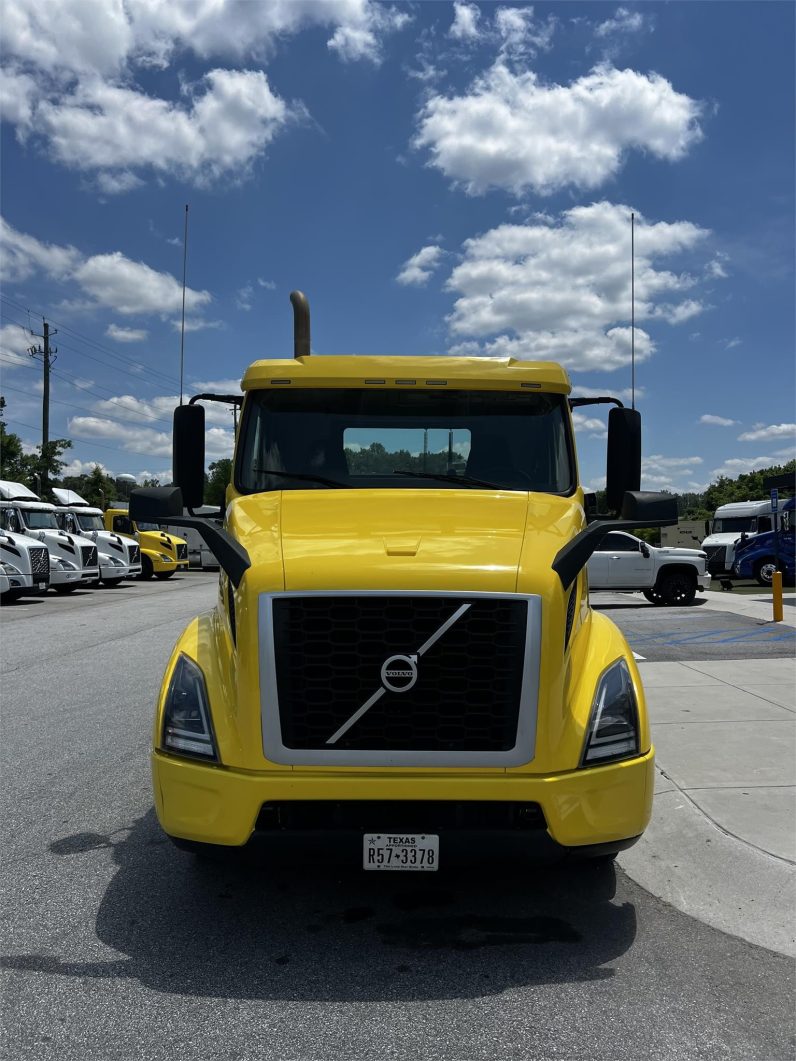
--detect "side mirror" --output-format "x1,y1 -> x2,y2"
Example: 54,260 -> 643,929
130,486 -> 184,522
640,542 -> 650,558
173,404 -> 205,509
583,491 -> 598,520
606,407 -> 641,513
620,491 -> 677,523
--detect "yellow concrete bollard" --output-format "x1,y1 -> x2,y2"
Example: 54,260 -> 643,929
772,571 -> 784,622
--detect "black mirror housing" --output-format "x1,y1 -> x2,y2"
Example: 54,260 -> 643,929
620,491 -> 678,524
130,486 -> 184,522
174,404 -> 205,509
606,407 -> 641,512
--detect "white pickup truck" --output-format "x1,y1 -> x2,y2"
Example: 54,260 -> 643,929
587,530 -> 711,605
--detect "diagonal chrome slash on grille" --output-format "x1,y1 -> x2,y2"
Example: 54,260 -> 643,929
326,602 -> 471,745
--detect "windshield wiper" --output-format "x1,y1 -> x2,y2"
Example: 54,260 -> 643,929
392,469 -> 500,490
255,468 -> 347,489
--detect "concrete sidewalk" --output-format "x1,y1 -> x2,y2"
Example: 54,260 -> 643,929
618,595 -> 796,956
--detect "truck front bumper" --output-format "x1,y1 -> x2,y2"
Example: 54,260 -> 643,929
152,748 -> 654,857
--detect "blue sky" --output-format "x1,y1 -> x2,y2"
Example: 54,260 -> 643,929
0,0 -> 793,493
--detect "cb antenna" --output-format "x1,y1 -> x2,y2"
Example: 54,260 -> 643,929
631,210 -> 635,411
179,203 -> 189,405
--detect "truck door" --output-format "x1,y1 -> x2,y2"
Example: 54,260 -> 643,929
605,532 -> 654,588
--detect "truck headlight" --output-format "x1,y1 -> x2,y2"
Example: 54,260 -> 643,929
106,556 -> 124,567
53,558 -> 77,570
580,659 -> 639,767
161,655 -> 218,761
1,562 -> 19,575
158,553 -> 173,563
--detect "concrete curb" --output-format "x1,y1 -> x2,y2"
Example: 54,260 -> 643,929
618,776 -> 796,958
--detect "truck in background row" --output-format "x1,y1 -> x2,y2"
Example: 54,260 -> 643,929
0,480 -> 99,593
0,528 -> 50,601
130,289 -> 678,871
733,497 -> 795,585
701,499 -> 775,577
52,489 -> 142,585
103,505 -> 189,579
587,530 -> 710,604
157,506 -> 221,570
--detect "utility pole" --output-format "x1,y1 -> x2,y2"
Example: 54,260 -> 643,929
28,320 -> 57,496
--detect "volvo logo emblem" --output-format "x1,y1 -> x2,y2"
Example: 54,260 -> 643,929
380,654 -> 418,693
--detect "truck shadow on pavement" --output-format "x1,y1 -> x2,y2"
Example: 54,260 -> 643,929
5,810 -> 638,1002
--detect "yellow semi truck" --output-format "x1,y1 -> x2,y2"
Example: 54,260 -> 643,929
131,291 -> 675,870
103,506 -> 189,580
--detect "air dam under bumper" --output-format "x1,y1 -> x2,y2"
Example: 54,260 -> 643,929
152,748 -> 654,854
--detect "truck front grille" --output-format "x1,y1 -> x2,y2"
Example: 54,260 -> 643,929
703,544 -> 727,573
177,543 -> 188,561
80,545 -> 98,569
29,546 -> 49,577
261,593 -> 540,767
129,544 -> 140,564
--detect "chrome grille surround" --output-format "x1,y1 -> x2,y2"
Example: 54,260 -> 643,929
259,590 -> 541,768
80,545 -> 98,569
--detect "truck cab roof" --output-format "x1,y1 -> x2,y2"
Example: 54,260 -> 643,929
241,355 -> 571,393
0,480 -> 41,502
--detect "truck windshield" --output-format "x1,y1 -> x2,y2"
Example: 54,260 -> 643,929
136,522 -> 160,531
237,389 -> 574,494
712,517 -> 758,533
76,514 -> 104,532
23,509 -> 59,530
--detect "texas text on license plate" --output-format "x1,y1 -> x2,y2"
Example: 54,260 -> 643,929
363,833 -> 439,871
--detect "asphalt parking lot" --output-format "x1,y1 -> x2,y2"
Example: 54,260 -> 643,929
591,591 -> 796,661
1,574 -> 794,1061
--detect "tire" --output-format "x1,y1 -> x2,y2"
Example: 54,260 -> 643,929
642,588 -> 665,606
154,570 -> 175,580
101,577 -> 124,588
753,558 -> 777,587
656,569 -> 697,606
53,584 -> 78,594
138,556 -> 154,580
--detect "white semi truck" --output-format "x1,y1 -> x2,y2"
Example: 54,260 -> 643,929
701,499 -> 774,577
0,529 -> 51,601
52,489 -> 142,585
0,480 -> 100,593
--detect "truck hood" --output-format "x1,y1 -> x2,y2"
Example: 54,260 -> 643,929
655,546 -> 707,558
702,533 -> 746,546
229,489 -> 582,595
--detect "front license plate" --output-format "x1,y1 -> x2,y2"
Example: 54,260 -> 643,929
363,833 -> 439,871
37,582 -> 46,590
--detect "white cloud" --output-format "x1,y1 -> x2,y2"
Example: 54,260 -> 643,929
699,414 -> 737,427
652,299 -> 705,324
2,0 -> 408,76
134,469 -> 172,485
711,455 -> 787,478
1,216 -> 211,320
106,323 -> 148,343
706,257 -> 728,279
327,5 -> 410,63
0,215 -> 80,283
645,454 -> 703,470
1,1 -> 411,191
738,423 -> 796,443
170,317 -> 223,333
495,7 -> 556,59
442,201 -> 711,372
257,277 -> 275,290
595,8 -> 647,38
724,337 -> 741,349
34,69 -> 294,189
415,62 -> 702,197
449,2 -> 481,41
396,245 -> 444,286
61,457 -> 113,479
0,322 -> 35,367
75,251 -> 211,316
68,414 -> 233,459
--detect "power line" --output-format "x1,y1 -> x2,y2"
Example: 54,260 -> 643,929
0,294 -> 182,389
1,380 -> 174,431
3,416 -> 172,462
